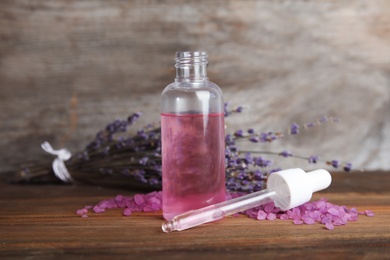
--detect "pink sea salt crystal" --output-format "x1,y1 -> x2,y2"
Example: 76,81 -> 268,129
321,215 -> 332,224
325,222 -> 334,230
365,210 -> 375,217
303,202 -> 316,211
98,201 -> 108,208
302,215 -> 315,225
341,213 -> 351,223
326,202 -> 334,209
272,206 -> 281,213
250,210 -> 259,219
81,214 -> 88,218
123,208 -> 132,216
115,195 -> 124,202
134,194 -> 145,205
93,205 -> 105,213
125,199 -> 135,209
293,219 -> 303,225
315,200 -> 327,210
264,202 -> 275,213
333,218 -> 345,226
145,191 -> 160,199
257,210 -> 267,220
76,208 -> 88,215
349,214 -> 359,221
132,201 -> 143,211
117,199 -> 127,208
292,207 -> 302,218
293,207 -> 301,214
150,202 -> 161,211
327,207 -> 340,216
349,208 -> 358,214
244,208 -> 258,219
105,199 -> 118,209
280,214 -> 289,220
309,210 -> 321,221
115,195 -> 127,208
266,213 -> 276,220
148,197 -> 161,206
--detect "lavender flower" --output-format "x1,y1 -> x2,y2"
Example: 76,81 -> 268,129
224,103 -> 243,116
330,160 -> 340,168
128,112 -> 141,124
308,155 -> 319,164
324,160 -> 353,172
253,157 -> 272,167
234,130 -> 245,137
304,122 -> 316,128
139,157 -> 149,165
344,163 -> 352,172
318,115 -> 328,124
279,150 -> 293,157
289,123 -> 300,135
235,106 -> 244,113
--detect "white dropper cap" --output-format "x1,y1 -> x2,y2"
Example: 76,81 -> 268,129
267,168 -> 332,211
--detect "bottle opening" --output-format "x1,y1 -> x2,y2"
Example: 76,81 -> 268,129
175,51 -> 208,67
175,51 -> 208,81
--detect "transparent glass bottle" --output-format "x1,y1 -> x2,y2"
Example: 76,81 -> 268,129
161,51 -> 226,221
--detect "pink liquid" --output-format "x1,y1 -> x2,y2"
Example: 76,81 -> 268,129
161,113 -> 226,220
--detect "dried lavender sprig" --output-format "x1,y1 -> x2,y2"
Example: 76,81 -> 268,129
224,102 -> 244,117
236,150 -> 353,172
225,122 -> 353,192
224,152 -> 353,192
232,115 -> 341,144
85,112 -> 142,153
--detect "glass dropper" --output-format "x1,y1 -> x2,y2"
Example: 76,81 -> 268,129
162,168 -> 332,233
162,188 -> 275,232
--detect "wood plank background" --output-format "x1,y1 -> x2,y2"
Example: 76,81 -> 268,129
0,0 -> 389,175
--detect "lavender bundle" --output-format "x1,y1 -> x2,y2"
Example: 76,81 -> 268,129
12,104 -> 352,192
13,112 -> 162,190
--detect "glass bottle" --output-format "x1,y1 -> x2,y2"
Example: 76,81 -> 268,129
161,51 -> 226,221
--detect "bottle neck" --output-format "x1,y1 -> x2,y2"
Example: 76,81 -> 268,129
175,51 -> 208,82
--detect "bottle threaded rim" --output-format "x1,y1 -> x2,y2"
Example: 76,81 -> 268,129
175,51 -> 208,67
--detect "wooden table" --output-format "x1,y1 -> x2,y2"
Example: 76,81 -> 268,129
1,171 -> 389,259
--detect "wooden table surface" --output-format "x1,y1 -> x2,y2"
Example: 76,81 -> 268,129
1,171 -> 389,259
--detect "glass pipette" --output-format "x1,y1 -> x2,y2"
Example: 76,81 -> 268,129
162,168 -> 331,232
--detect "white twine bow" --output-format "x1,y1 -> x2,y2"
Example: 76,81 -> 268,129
41,141 -> 74,183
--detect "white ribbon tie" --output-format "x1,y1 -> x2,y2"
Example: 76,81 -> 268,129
41,141 -> 74,183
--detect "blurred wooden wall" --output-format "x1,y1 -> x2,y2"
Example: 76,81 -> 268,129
1,0 -> 389,173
